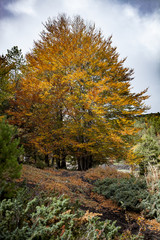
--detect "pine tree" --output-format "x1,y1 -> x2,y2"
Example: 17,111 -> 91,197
0,56 -> 12,109
6,46 -> 25,90
0,117 -> 23,181
0,46 -> 25,116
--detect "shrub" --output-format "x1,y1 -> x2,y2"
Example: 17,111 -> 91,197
120,230 -> 144,240
140,180 -> 160,222
139,164 -> 160,222
81,216 -> 120,240
0,188 -> 120,240
94,177 -> 148,212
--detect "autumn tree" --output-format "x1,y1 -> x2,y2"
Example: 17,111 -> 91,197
8,14 -> 149,170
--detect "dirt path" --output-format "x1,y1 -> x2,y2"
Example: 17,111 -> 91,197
18,165 -> 160,240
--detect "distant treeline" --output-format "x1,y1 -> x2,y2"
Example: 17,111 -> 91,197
136,112 -> 160,118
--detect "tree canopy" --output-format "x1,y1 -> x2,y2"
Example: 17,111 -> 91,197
0,46 -> 25,116
0,56 -> 12,108
8,14 -> 149,170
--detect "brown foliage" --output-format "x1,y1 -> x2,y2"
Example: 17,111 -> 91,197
85,165 -> 130,181
18,164 -> 160,236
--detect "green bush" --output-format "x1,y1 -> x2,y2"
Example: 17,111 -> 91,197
94,176 -> 160,223
82,217 -> 120,240
140,181 -> 160,222
94,177 -> 148,212
0,180 -> 17,200
0,188 -> 120,240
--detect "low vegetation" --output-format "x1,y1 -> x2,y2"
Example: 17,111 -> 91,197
93,165 -> 160,224
85,165 -> 130,181
1,163 -> 160,239
141,181 -> 160,222
94,177 -> 148,212
0,188 -> 120,240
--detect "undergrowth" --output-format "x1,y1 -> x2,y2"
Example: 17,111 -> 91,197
0,187 -> 121,240
94,177 -> 148,212
140,180 -> 160,222
94,173 -> 160,224
85,165 -> 130,181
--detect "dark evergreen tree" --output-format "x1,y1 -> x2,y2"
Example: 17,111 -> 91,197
0,56 -> 12,109
0,46 -> 25,115
0,118 -> 23,198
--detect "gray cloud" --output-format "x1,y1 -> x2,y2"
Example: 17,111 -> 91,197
0,0 -> 160,113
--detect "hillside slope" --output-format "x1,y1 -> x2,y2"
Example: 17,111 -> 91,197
18,164 -> 160,239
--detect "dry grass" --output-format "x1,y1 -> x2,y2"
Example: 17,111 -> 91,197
84,165 -> 130,181
18,164 -> 160,234
145,163 -> 160,193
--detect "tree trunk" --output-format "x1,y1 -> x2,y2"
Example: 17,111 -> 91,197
77,154 -> 92,171
34,151 -> 37,164
83,156 -> 87,171
88,155 -> 93,168
77,156 -> 83,171
45,154 -> 49,167
56,158 -> 61,169
60,150 -> 67,169
51,157 -> 54,167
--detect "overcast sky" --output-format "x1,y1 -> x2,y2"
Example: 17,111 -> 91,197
0,0 -> 160,113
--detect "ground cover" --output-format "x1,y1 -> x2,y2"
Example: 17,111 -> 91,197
17,164 -> 160,240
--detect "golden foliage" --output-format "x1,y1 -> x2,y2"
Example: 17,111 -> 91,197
79,210 -> 102,223
8,15 -> 149,167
